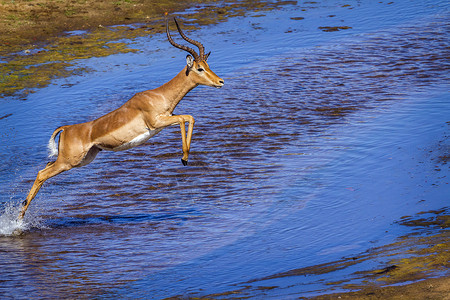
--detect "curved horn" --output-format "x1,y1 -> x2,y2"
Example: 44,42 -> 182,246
174,18 -> 205,60
166,17 -> 199,60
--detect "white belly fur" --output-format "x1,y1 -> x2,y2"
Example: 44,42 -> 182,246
110,128 -> 162,151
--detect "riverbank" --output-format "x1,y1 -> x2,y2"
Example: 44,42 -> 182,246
0,0 -> 293,55
310,276 -> 450,300
0,0 -> 208,53
1,0 -> 293,99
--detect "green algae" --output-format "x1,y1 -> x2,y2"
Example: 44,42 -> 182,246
1,31 -> 136,98
0,0 -> 298,100
1,26 -> 140,99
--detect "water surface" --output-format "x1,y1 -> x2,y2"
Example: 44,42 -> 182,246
1,0 -> 449,298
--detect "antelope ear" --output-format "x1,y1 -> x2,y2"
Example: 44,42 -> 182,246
186,55 -> 194,69
204,51 -> 211,61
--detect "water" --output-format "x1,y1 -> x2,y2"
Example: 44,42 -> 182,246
1,0 -> 449,298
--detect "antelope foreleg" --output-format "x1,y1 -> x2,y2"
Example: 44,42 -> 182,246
179,120 -> 188,165
185,115 -> 195,152
178,115 -> 194,165
154,115 -> 195,165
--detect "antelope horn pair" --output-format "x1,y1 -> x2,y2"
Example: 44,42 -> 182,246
166,16 -> 209,61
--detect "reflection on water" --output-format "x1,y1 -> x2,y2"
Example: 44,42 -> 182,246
1,0 -> 449,298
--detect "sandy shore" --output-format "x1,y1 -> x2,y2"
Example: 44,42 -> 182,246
1,1 -> 448,299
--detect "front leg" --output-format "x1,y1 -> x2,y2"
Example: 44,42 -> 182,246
154,114 -> 195,165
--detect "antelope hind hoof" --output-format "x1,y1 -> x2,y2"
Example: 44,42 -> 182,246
12,228 -> 24,236
181,159 -> 188,166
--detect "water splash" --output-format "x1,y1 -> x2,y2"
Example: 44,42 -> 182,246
0,201 -> 43,236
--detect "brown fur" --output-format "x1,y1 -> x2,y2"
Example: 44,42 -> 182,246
19,59 -> 223,219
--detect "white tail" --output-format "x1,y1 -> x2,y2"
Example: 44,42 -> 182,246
47,127 -> 64,158
18,16 -> 224,220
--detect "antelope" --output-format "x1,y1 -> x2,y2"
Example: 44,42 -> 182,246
18,17 -> 224,220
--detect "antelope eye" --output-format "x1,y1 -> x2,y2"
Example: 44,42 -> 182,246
197,68 -> 204,72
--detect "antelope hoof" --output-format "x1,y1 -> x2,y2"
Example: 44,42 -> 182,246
12,228 -> 24,236
181,159 -> 188,166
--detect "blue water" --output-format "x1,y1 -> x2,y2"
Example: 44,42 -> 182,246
0,0 -> 448,298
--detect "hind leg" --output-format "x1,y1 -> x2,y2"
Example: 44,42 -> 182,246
19,160 -> 72,219
18,145 -> 101,219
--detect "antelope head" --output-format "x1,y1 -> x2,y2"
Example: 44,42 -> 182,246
166,17 -> 224,88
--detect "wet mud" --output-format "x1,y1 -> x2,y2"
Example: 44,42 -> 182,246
244,209 -> 449,299
0,0 -> 295,99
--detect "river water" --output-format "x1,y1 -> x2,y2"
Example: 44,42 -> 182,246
0,0 -> 449,298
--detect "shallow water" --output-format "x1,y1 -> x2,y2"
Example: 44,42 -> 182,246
1,0 -> 449,298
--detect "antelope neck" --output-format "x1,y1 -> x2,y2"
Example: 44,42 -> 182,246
156,67 -> 198,113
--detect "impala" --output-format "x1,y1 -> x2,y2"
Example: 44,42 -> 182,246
18,16 -> 224,219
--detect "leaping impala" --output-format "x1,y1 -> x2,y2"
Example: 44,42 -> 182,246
18,16 -> 224,220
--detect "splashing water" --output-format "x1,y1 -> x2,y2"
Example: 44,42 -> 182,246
0,203 -> 25,235
0,202 -> 44,236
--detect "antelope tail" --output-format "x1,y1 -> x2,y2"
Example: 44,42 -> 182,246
47,126 -> 65,158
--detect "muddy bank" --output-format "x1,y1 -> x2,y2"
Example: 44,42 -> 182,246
0,0 -> 295,99
309,276 -> 450,300
202,206 -> 449,299
0,0 -> 295,53
0,0 -> 225,52
308,208 -> 450,299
